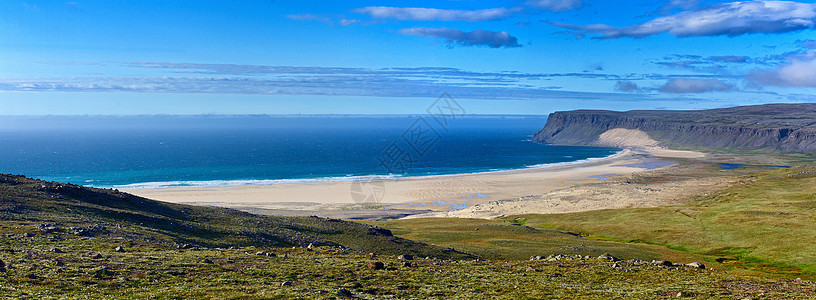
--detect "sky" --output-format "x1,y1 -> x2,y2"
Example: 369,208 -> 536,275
1,0 -> 816,115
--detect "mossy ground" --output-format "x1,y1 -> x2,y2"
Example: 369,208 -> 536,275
1,233 -> 814,299
520,165 -> 816,279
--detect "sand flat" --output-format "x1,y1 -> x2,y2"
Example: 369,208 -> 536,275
125,149 -> 667,215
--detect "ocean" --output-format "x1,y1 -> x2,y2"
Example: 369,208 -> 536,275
0,115 -> 620,188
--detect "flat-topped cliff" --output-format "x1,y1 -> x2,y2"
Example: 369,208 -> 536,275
533,103 -> 816,152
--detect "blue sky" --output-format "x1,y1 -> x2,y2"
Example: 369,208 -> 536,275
2,0 -> 816,115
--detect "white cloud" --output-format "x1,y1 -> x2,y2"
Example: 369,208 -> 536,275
354,6 -> 518,22
615,80 -> 641,92
749,51 -> 816,87
659,78 -> 733,93
526,0 -> 582,12
398,28 -> 522,48
552,1 -> 816,39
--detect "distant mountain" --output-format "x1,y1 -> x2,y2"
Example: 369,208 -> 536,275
533,103 -> 816,152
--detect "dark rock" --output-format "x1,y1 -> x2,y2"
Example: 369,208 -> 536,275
337,288 -> 353,298
365,261 -> 384,270
50,247 -> 64,253
177,244 -> 195,249
200,259 -> 213,264
281,281 -> 293,287
402,261 -> 412,267
397,254 -> 413,261
0,259 -> 5,272
55,259 -> 65,267
94,266 -> 112,279
20,232 -> 34,238
91,253 -> 104,259
115,246 -> 125,253
686,262 -> 706,269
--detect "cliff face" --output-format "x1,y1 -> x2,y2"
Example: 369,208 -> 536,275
533,104 -> 816,152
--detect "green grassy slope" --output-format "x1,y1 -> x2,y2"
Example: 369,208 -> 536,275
0,174 -> 471,260
514,165 -> 816,278
2,173 -> 816,298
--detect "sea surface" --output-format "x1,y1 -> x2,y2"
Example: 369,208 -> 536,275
0,115 -> 620,188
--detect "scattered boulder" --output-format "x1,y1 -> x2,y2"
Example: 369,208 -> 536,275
115,246 -> 126,253
71,224 -> 108,237
200,259 -> 213,264
20,233 -> 34,238
0,258 -> 5,272
177,244 -> 195,249
402,262 -> 412,268
91,253 -> 104,260
598,254 -> 620,262
55,259 -> 65,267
94,266 -> 112,279
281,281 -> 293,287
337,288 -> 354,298
365,262 -> 385,270
255,251 -> 265,256
530,256 -> 544,261
526,267 -> 537,272
686,262 -> 706,269
307,243 -> 314,250
397,254 -> 413,261
651,260 -> 673,266
50,247 -> 64,253
37,223 -> 59,233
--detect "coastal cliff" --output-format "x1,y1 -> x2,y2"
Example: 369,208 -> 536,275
533,103 -> 816,152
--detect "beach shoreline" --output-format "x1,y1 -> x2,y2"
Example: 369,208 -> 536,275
123,147 -> 704,219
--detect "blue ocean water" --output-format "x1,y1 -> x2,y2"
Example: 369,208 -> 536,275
0,115 -> 620,188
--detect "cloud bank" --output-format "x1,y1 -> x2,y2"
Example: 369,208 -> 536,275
0,62 -> 651,102
659,78 -> 733,93
526,0 -> 583,12
399,28 -> 521,48
749,51 -> 816,87
552,1 -> 816,39
354,7 -> 518,22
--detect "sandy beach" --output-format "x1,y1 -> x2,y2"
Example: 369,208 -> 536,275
124,142 -> 705,219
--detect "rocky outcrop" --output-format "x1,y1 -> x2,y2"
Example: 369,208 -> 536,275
533,104 -> 816,152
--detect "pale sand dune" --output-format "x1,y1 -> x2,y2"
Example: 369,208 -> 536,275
406,175 -> 732,219
598,128 -> 705,159
597,128 -> 660,148
125,149 -> 654,215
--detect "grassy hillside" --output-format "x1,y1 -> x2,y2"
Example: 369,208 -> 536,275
520,165 -> 816,278
2,173 -> 816,298
0,174 -> 470,259
376,163 -> 816,280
